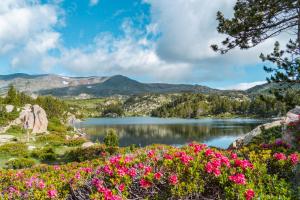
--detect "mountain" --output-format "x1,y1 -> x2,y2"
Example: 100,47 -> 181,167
0,74 -> 221,98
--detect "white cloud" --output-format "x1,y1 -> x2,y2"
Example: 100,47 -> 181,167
222,81 -> 267,91
143,0 -> 289,79
57,21 -> 191,81
0,0 -> 60,54
0,0 -> 62,71
89,0 -> 99,6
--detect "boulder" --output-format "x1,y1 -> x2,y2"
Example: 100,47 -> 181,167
5,105 -> 14,113
232,119 -> 283,148
81,142 -> 94,148
285,106 -> 300,124
0,135 -> 16,143
67,114 -> 81,127
18,104 -> 48,134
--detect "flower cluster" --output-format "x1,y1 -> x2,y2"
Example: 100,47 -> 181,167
0,141 -> 297,200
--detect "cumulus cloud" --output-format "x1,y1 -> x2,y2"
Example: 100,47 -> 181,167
143,0 -> 289,78
0,0 -> 62,71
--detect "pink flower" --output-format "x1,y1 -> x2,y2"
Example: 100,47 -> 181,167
154,172 -> 163,180
144,166 -> 152,175
92,178 -> 103,187
213,168 -> 221,177
140,179 -> 152,189
229,173 -> 246,185
244,189 -> 255,200
75,172 -> 81,180
180,153 -> 193,165
164,153 -> 173,160
230,153 -> 237,159
147,150 -> 155,158
118,183 -> 125,192
82,167 -> 93,173
53,165 -> 60,170
47,189 -> 57,199
37,180 -> 46,189
205,162 -> 221,177
289,153 -> 299,165
189,143 -> 206,153
273,153 -> 287,161
235,159 -> 253,170
102,165 -> 113,176
169,174 -> 178,185
127,168 -> 137,177
205,162 -> 213,173
205,149 -> 214,157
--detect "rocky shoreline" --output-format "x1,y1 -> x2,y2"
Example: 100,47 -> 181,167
231,106 -> 300,149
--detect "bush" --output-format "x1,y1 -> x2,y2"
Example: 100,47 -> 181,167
36,133 -> 65,146
31,146 -> 57,162
5,158 -> 35,169
0,143 -> 28,157
64,137 -> 87,147
103,129 -> 119,147
47,118 -> 67,133
5,125 -> 25,137
64,145 -> 114,162
102,104 -> 124,117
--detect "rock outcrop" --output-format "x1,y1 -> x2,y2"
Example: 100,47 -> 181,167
285,106 -> 300,124
0,135 -> 16,144
232,106 -> 300,148
231,119 -> 284,148
18,104 -> 48,134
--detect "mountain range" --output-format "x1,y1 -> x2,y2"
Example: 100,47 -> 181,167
0,73 -> 296,98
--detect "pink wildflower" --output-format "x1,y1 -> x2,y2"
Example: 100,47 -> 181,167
154,172 -> 163,180
244,189 -> 255,200
273,153 -> 287,161
289,153 -> 299,165
127,168 -> 137,177
47,189 -> 57,199
118,183 -> 125,192
140,179 -> 152,189
37,180 -> 46,189
229,173 -> 246,185
169,174 -> 178,185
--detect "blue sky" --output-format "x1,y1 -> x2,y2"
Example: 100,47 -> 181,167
0,0 -> 284,89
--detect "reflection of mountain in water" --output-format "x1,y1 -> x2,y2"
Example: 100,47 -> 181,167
80,118 -> 262,147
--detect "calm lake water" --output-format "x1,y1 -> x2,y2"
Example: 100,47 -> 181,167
77,117 -> 267,149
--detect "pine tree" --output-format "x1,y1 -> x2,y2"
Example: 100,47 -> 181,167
212,0 -> 300,83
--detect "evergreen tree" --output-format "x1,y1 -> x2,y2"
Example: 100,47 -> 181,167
5,85 -> 19,105
212,0 -> 300,84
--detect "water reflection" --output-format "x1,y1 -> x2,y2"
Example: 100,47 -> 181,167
78,117 -> 265,148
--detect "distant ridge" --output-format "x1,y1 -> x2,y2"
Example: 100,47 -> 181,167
1,73 -> 297,98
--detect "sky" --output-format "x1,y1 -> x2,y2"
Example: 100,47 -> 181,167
0,0 -> 289,89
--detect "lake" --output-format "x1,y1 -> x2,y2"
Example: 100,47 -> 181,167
76,117 -> 267,149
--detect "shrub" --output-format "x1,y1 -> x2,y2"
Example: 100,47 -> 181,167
5,158 -> 35,169
36,133 -> 65,146
64,137 -> 87,147
103,129 -> 119,147
31,147 -> 57,162
47,118 -> 67,133
0,143 -> 28,157
5,125 -> 25,136
64,145 -> 112,162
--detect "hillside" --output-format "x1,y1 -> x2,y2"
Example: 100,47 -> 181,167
246,82 -> 300,94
